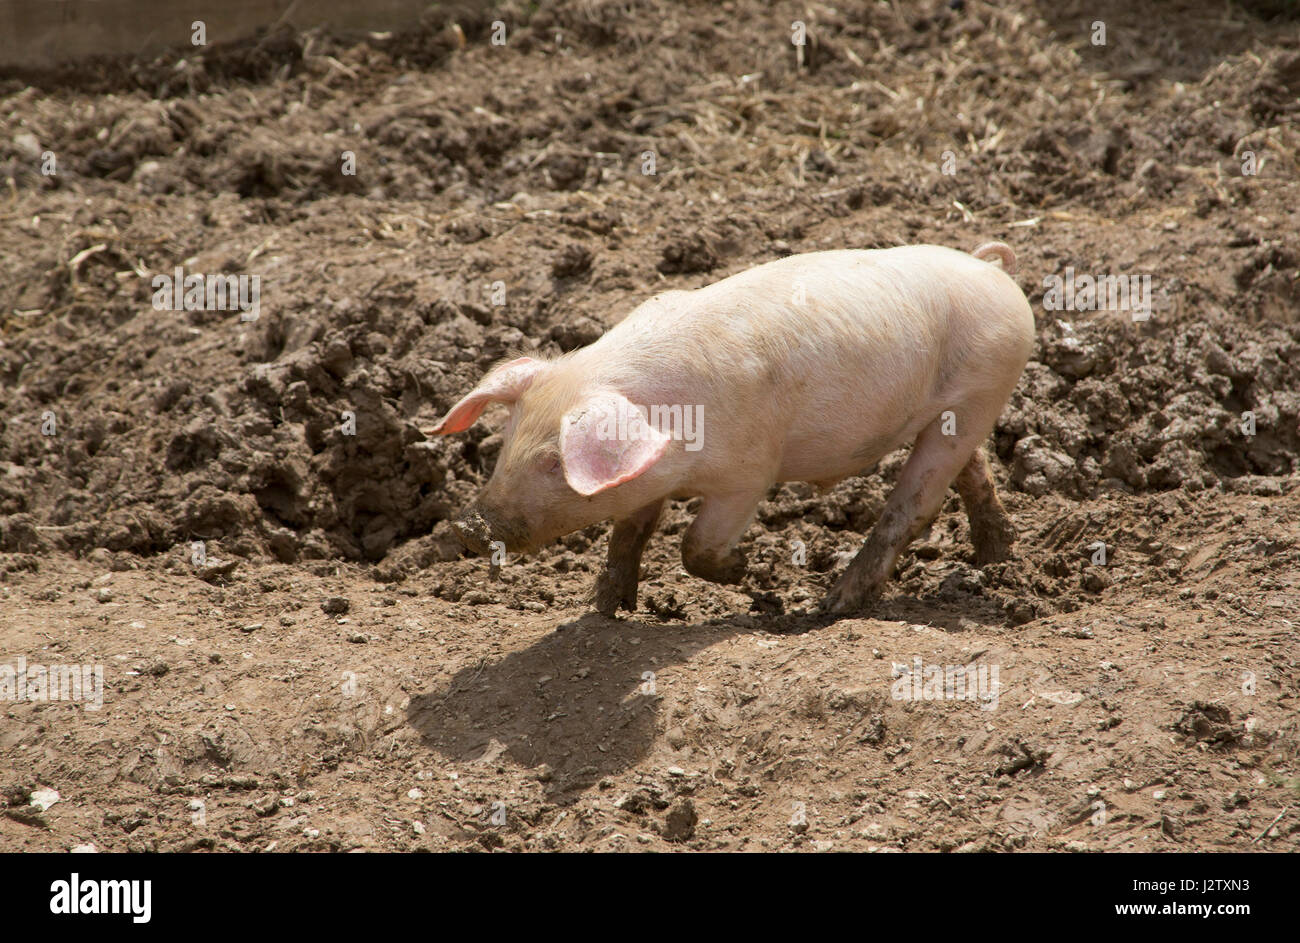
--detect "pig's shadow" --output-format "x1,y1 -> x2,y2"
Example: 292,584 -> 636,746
406,611 -> 816,802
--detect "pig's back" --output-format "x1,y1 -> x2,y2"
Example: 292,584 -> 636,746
583,246 -> 1032,484
604,246 -> 1030,395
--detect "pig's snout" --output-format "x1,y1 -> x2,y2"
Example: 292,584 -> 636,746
452,509 -> 496,555
452,506 -> 529,556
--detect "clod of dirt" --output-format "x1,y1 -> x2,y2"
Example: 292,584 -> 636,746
614,787 -> 668,815
857,715 -> 887,745
547,317 -> 604,352
994,739 -> 1049,776
662,798 -> 697,842
657,233 -> 717,274
551,243 -> 594,279
1174,701 -> 1246,748
197,561 -> 239,585
0,784 -> 33,808
3,807 -> 50,829
645,591 -> 688,621
321,596 -> 350,615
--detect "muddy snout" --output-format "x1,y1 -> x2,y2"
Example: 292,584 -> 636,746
452,509 -> 496,556
451,506 -> 529,557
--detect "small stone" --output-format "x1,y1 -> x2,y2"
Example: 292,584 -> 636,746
13,132 -> 42,161
142,658 -> 169,677
1082,570 -> 1111,593
94,588 -> 114,603
70,843 -> 97,853
29,788 -> 60,811
321,596 -> 350,615
550,243 -> 594,279
197,560 -> 238,584
240,623 -> 262,633
614,791 -> 648,814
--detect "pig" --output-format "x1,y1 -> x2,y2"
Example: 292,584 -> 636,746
426,242 -> 1034,617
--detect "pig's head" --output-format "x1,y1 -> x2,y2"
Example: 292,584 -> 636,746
425,356 -> 671,556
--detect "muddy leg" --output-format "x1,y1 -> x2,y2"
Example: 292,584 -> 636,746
681,491 -> 765,585
954,447 -> 1016,565
594,499 -> 664,616
822,418 -> 988,615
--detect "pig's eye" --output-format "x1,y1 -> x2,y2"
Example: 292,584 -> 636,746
537,454 -> 561,475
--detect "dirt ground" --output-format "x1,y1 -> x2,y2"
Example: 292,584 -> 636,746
1,0 -> 1298,852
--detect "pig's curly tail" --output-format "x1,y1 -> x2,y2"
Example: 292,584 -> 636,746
971,242 -> 1016,275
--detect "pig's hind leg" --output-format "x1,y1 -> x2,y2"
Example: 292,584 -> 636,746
822,412 -> 1001,615
954,447 -> 1016,565
594,499 -> 664,615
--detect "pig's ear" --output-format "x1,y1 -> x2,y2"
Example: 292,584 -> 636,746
424,357 -> 547,435
560,392 -> 670,496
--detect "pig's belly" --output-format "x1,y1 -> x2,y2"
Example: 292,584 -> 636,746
773,394 -> 935,484
776,426 -> 912,483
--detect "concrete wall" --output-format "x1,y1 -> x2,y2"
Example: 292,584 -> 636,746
0,0 -> 450,70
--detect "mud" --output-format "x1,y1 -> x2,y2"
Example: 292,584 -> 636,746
1,0 -> 1298,851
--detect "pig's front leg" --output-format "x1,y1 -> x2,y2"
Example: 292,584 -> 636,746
681,491 -> 763,585
594,499 -> 664,616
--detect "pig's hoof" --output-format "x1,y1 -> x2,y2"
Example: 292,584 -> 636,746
682,548 -> 747,586
819,577 -> 880,616
594,570 -> 635,616
969,508 -> 1017,566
